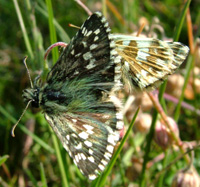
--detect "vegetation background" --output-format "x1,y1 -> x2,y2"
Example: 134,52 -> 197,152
0,0 -> 199,186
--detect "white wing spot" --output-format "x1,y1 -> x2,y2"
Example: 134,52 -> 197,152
96,12 -> 102,16
94,36 -> 99,41
94,29 -> 100,35
98,164 -> 105,171
82,41 -> 87,47
106,145 -> 114,153
141,69 -> 148,76
90,44 -> 98,50
78,153 -> 82,160
86,30 -> 92,36
74,142 -> 82,149
89,149 -> 93,155
63,144 -> 69,152
81,153 -> 86,160
71,133 -> 77,138
116,121 -> 124,130
88,156 -> 95,163
72,119 -> 77,122
137,50 -> 150,60
115,56 -> 122,63
79,131 -> 89,140
75,53 -> 81,57
116,112 -> 123,120
83,52 -> 92,60
111,49 -> 118,55
101,17 -> 106,23
66,135 -> 70,140
124,61 -> 130,71
83,124 -> 94,134
83,124 -> 94,131
86,60 -> 96,69
107,134 -> 116,145
75,155 -> 79,163
101,159 -> 108,166
122,40 -> 131,46
115,74 -> 121,82
104,152 -> 112,160
106,28 -> 111,32
89,174 -> 96,180
73,159 -> 77,165
74,70 -> 79,75
84,140 -> 92,147
82,27 -> 86,34
104,22 -> 109,27
71,49 -> 74,55
110,41 -> 115,48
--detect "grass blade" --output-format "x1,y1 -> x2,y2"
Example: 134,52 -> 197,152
0,106 -> 54,153
12,0 -> 34,60
40,163 -> 48,187
0,155 -> 9,166
45,0 -> 58,64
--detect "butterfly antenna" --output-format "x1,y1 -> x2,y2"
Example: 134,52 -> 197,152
68,23 -> 80,29
23,56 -> 33,88
11,100 -> 33,137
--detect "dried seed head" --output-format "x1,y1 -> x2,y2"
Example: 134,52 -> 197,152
135,93 -> 153,111
154,117 -> 179,149
172,167 -> 200,187
194,78 -> 200,94
134,113 -> 152,134
166,74 -> 184,98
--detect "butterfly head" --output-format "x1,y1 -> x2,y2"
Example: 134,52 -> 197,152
23,88 -> 40,108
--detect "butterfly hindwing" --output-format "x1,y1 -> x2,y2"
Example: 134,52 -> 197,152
45,109 -> 123,180
111,34 -> 189,91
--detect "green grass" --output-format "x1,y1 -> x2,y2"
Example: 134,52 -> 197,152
0,0 -> 199,186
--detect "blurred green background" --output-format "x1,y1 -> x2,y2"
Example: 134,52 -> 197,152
0,0 -> 199,186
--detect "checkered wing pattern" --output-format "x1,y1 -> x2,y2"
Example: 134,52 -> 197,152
111,34 -> 189,91
38,12 -> 123,180
45,109 -> 123,180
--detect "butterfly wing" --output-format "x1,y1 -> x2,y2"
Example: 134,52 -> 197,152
46,12 -> 119,86
111,34 -> 189,91
40,12 -> 123,180
45,107 -> 123,180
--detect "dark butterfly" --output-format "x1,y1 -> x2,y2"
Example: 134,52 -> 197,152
21,12 -> 123,180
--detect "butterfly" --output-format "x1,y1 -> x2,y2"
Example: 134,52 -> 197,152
17,11 -> 189,180
21,12 -> 124,180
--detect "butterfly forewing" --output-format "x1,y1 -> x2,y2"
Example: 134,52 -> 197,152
110,34 -> 189,91
47,12 -> 116,84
